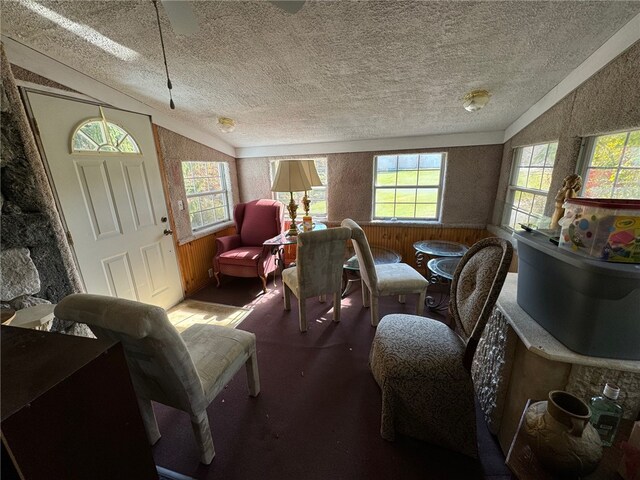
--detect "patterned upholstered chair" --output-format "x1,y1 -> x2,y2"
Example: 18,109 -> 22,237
54,293 -> 260,464
214,199 -> 284,293
282,227 -> 351,332
341,218 -> 429,326
369,238 -> 513,458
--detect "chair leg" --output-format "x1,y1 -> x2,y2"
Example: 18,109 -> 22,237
398,294 -> 406,304
298,297 -> 307,332
333,291 -> 341,323
283,283 -> 291,310
245,351 -> 261,397
214,272 -> 221,288
371,295 -> 379,327
136,397 -> 161,445
260,275 -> 268,293
190,410 -> 215,464
361,280 -> 370,307
416,289 -> 426,316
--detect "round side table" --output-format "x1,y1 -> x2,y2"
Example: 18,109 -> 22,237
413,240 -> 468,273
342,246 -> 401,298
413,240 -> 468,311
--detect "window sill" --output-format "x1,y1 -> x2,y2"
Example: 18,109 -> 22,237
364,220 -> 487,229
178,220 -> 235,246
486,224 -> 518,250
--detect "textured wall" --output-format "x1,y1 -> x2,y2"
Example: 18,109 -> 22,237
1,47 -> 83,304
493,40 -> 640,224
154,126 -> 240,245
238,144 -> 503,226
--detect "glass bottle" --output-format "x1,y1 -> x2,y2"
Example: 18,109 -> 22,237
589,383 -> 624,447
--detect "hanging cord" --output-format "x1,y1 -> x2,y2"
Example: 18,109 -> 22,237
152,0 -> 175,109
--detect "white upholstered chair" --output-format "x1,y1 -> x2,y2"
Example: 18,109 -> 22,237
340,219 -> 429,326
283,226 -> 351,332
53,293 -> 260,464
368,238 -> 513,457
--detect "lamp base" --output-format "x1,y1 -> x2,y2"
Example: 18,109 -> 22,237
286,194 -> 298,237
285,226 -> 298,237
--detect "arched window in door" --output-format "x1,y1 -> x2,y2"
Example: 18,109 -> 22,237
71,116 -> 141,154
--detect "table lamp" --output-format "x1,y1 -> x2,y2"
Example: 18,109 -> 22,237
299,160 -> 323,218
271,160 -> 312,236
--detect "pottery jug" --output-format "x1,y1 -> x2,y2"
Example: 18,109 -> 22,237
524,390 -> 603,477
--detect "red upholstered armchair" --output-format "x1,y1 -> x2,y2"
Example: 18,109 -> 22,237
213,199 -> 284,292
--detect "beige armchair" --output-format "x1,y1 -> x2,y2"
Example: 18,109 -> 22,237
283,227 -> 351,332
368,238 -> 513,457
340,219 -> 428,326
53,294 -> 260,465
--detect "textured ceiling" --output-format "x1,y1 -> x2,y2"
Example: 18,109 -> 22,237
2,0 -> 640,148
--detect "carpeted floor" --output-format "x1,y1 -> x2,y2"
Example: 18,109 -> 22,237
152,276 -> 513,480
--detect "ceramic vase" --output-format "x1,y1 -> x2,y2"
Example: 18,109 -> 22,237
524,390 -> 603,477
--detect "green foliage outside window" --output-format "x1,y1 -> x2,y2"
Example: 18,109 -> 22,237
182,161 -> 231,230
503,142 -> 558,231
373,153 -> 444,220
583,130 -> 640,199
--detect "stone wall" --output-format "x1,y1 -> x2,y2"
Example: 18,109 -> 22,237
0,44 -> 83,322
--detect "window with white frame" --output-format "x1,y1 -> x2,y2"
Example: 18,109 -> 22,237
373,153 -> 445,221
269,159 -> 328,218
502,141 -> 558,230
182,161 -> 232,231
579,129 -> 640,199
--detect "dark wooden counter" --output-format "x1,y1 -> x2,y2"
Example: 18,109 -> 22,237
1,326 -> 158,480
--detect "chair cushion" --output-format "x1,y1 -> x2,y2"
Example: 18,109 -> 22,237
374,263 -> 429,296
181,323 -> 256,403
282,266 -> 300,297
217,247 -> 263,267
370,314 -> 466,381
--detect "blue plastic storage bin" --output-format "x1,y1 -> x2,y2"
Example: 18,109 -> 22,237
515,230 -> 640,360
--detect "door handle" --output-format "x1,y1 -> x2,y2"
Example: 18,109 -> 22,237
163,229 -> 173,236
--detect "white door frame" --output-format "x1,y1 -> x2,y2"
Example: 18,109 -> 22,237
22,87 -> 185,306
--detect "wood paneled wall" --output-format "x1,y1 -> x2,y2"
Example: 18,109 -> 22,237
176,226 -> 235,296
360,224 -> 491,269
177,224 -> 496,296
283,224 -> 491,269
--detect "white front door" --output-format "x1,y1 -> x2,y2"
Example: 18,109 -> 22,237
27,91 -> 183,309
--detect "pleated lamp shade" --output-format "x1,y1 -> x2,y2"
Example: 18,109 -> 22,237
299,160 -> 323,187
271,160 -> 313,193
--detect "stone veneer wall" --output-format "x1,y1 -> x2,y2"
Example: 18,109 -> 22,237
1,45 -> 83,306
492,40 -> 640,224
238,144 -> 503,226
154,126 -> 240,245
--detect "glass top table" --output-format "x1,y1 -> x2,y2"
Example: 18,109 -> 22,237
413,240 -> 469,257
427,257 -> 461,281
343,246 -> 401,271
263,222 -> 327,247
342,246 -> 401,297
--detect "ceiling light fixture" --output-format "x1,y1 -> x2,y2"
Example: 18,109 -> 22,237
463,89 -> 491,112
217,117 -> 236,133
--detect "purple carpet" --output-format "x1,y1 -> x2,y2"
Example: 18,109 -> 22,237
152,276 -> 512,479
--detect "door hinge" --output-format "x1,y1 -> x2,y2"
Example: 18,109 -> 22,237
66,231 -> 74,246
